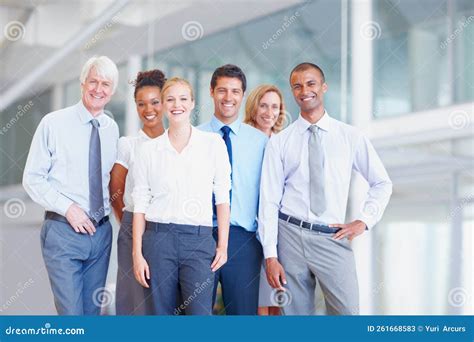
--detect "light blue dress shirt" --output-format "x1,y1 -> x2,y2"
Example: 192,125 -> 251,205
23,101 -> 119,217
199,116 -> 268,232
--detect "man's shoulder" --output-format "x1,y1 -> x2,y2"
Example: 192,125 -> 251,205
197,121 -> 212,132
329,116 -> 363,141
240,122 -> 268,143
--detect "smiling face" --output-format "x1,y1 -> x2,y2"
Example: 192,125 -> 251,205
210,77 -> 244,124
163,82 -> 195,125
135,86 -> 163,130
254,91 -> 281,134
81,67 -> 114,115
290,68 -> 327,120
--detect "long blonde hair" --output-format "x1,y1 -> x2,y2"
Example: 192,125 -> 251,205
244,84 -> 286,134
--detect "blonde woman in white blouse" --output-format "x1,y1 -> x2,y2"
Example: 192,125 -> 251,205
132,77 -> 231,315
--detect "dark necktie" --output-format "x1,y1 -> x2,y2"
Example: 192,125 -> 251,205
220,125 -> 233,173
89,119 -> 104,222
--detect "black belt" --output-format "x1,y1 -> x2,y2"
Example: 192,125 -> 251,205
45,211 -> 109,227
278,212 -> 340,234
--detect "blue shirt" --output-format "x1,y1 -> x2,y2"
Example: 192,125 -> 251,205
199,116 -> 268,232
23,101 -> 119,217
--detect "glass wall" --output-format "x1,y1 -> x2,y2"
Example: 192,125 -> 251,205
0,89 -> 52,186
150,0 -> 349,125
373,0 -> 474,118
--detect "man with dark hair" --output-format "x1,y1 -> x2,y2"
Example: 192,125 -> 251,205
290,62 -> 326,83
199,64 -> 267,315
259,62 -> 392,315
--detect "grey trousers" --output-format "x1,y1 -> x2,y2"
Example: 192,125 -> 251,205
116,211 -> 154,315
278,218 -> 359,315
40,218 -> 112,315
143,221 -> 216,315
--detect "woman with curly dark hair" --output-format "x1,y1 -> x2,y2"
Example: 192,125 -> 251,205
110,69 -> 166,315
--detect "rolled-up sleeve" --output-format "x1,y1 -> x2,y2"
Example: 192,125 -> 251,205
115,136 -> 131,169
22,117 -> 74,216
258,137 -> 285,259
352,134 -> 393,229
213,136 -> 231,205
131,143 -> 152,214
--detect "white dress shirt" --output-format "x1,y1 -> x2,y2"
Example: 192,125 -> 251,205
23,101 -> 119,216
258,112 -> 393,258
132,127 -> 231,227
115,130 -> 153,212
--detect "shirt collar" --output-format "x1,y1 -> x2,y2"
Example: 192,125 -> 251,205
138,129 -> 152,140
296,110 -> 330,134
162,126 -> 198,152
76,100 -> 106,125
210,115 -> 242,135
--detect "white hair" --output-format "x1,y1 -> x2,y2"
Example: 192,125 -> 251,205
80,56 -> 119,93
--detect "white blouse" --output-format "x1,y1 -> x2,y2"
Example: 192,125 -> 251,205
132,127 -> 231,227
115,130 -> 153,212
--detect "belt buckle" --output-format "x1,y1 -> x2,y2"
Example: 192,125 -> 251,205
299,220 -> 303,228
286,215 -> 291,223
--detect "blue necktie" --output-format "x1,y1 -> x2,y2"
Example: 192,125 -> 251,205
220,126 -> 233,173
89,119 -> 104,222
213,126 -> 233,217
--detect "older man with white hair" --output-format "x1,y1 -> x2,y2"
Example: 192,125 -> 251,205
23,56 -> 120,315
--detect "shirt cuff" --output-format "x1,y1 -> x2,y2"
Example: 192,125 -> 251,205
115,160 -> 129,169
355,216 -> 373,230
263,245 -> 278,259
55,196 -> 74,216
214,192 -> 230,205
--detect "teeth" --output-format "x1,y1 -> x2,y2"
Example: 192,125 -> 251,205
223,104 -> 233,107
302,96 -> 314,102
171,110 -> 184,115
145,115 -> 156,120
91,94 -> 103,99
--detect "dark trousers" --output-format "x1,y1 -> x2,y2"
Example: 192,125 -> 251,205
116,211 -> 154,315
143,221 -> 216,315
212,225 -> 263,315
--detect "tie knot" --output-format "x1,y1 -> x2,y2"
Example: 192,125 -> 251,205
221,125 -> 231,136
309,125 -> 318,133
91,119 -> 100,128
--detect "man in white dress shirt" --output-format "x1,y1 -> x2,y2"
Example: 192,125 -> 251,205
258,62 -> 392,315
23,56 -> 119,315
